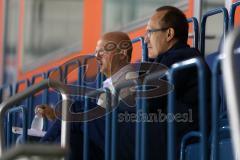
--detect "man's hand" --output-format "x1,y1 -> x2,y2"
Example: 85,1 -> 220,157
35,104 -> 56,121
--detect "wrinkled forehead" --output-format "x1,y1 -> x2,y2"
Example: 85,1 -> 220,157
96,39 -> 116,46
96,39 -> 105,50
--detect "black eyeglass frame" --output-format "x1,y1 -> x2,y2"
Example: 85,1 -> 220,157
145,27 -> 169,38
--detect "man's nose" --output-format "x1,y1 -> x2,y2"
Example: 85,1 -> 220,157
95,52 -> 100,60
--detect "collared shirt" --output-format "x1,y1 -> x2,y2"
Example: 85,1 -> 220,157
97,64 -> 138,108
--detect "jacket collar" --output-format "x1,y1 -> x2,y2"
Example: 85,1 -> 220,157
150,41 -> 189,62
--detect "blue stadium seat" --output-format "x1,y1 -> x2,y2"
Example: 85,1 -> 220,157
218,139 -> 234,160
203,30 -> 240,160
184,143 -> 200,160
184,138 -> 233,160
206,52 -> 227,114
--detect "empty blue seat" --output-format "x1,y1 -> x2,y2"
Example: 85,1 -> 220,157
184,138 -> 233,160
185,143 -> 200,160
219,139 -> 234,160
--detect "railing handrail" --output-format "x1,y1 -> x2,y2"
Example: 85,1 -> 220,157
131,36 -> 148,62
222,28 -> 240,158
167,57 -> 207,160
0,144 -> 66,160
0,79 -> 71,156
211,55 -> 221,160
187,17 -> 199,49
180,131 -> 202,160
200,7 -> 229,56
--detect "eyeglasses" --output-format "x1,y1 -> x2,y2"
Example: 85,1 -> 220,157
145,27 -> 169,39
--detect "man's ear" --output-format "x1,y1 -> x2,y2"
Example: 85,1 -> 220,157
166,28 -> 175,42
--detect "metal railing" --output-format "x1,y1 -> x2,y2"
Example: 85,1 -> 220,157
222,28 -> 240,159
167,58 -> 207,160
0,79 -> 70,157
7,105 -> 28,148
211,55 -> 221,160
0,144 -> 66,160
63,59 -> 82,85
200,7 -> 229,56
187,17 -> 199,49
180,131 -> 201,160
131,37 -> 148,62
110,80 -> 138,160
82,88 -> 112,160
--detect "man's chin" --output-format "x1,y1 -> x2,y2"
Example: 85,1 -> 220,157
99,68 -> 104,74
148,52 -> 156,59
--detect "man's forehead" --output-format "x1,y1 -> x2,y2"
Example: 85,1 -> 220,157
97,39 -> 115,46
96,40 -> 104,49
148,10 -> 167,28
96,39 -> 118,51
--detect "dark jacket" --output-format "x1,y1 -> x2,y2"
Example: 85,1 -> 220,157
145,42 -> 211,113
145,42 -> 211,158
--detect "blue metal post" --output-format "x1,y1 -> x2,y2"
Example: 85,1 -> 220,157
6,112 -> 12,148
167,68 -> 176,160
14,80 -> 30,131
200,7 -> 229,56
135,87 -> 142,160
187,17 -> 199,48
81,55 -> 95,87
111,90 -> 119,160
131,37 -> 148,62
63,59 -> 81,84
7,106 -> 28,148
211,56 -> 221,160
180,131 -> 201,160
81,55 -> 96,101
47,67 -> 63,82
31,73 -> 47,103
47,67 -> 63,102
198,59 -> 207,160
83,96 -> 89,160
0,85 -> 13,148
167,58 -> 207,160
104,88 -> 111,160
141,85 -> 148,160
30,73 -> 46,128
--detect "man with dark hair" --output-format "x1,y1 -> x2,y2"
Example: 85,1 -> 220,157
144,5 -> 211,159
146,6 -> 190,59
155,6 -> 189,44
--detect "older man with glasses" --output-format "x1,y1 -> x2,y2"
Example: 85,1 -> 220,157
36,31 -> 140,160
